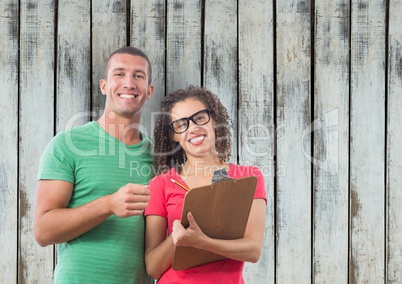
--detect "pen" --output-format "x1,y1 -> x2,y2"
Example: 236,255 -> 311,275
171,178 -> 190,191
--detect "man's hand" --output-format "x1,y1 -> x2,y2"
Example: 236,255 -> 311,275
108,183 -> 150,217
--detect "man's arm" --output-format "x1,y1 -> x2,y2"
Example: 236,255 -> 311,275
34,180 -> 150,247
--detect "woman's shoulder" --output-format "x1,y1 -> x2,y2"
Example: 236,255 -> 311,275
228,163 -> 264,179
150,167 -> 178,184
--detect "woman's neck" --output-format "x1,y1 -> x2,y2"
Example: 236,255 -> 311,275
181,156 -> 228,177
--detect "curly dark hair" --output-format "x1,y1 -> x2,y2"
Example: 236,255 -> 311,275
152,85 -> 232,175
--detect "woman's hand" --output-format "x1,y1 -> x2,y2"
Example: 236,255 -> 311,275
172,212 -> 207,248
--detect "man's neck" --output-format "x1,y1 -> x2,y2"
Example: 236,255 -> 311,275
97,112 -> 142,145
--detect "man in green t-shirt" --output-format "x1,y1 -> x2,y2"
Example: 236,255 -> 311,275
34,46 -> 155,283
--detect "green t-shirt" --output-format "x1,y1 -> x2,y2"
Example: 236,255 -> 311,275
38,121 -> 154,284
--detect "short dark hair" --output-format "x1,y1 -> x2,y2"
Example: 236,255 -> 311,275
152,85 -> 232,175
102,46 -> 152,84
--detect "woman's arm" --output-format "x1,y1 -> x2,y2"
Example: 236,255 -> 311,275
145,215 -> 176,279
172,198 -> 266,263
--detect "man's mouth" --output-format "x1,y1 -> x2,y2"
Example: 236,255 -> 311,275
119,94 -> 138,99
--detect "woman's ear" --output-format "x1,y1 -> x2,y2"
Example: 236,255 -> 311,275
172,133 -> 179,143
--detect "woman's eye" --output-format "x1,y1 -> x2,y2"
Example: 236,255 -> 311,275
177,122 -> 187,129
195,115 -> 205,122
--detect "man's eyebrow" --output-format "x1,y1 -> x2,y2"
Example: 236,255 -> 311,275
110,67 -> 125,73
111,67 -> 146,74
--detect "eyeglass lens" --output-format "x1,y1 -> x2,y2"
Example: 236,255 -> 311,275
170,109 -> 210,134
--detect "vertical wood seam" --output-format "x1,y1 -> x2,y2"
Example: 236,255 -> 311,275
273,0 -> 278,282
89,0 -> 93,118
16,0 -> 21,282
126,0 -> 131,46
236,0 -> 239,165
310,0 -> 315,282
347,0 -> 352,282
52,0 -> 59,273
384,0 -> 390,281
201,0 -> 205,88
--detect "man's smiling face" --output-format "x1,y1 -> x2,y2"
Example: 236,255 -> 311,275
100,53 -> 153,119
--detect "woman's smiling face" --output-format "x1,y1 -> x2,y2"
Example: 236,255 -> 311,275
170,98 -> 216,158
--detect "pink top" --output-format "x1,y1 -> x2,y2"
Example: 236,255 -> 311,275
145,164 -> 267,284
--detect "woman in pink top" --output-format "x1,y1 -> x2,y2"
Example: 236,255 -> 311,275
144,86 -> 267,283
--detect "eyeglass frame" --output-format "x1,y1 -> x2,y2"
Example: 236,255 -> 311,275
168,108 -> 212,134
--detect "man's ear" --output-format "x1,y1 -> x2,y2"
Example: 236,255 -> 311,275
146,85 -> 154,100
99,79 -> 107,95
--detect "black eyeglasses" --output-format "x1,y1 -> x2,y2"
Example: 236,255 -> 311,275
169,109 -> 212,134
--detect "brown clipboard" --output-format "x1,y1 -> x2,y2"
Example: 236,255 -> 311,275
172,176 -> 257,271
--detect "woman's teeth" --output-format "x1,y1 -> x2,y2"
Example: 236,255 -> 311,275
189,136 -> 205,143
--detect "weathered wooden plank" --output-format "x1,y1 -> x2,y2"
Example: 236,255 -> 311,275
131,0 -> 166,136
276,0 -> 312,282
5,1 -> 402,283
350,0 -> 386,282
92,0 -> 127,118
166,0 -> 202,92
387,0 -> 402,282
313,1 -> 349,283
204,0 -> 238,163
57,0 -> 91,132
238,0 -> 274,283
19,0 -> 55,282
0,0 -> 18,282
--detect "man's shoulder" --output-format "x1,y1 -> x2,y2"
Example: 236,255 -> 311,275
52,121 -> 98,141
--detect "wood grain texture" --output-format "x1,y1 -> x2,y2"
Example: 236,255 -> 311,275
276,0 -> 312,282
0,0 -> 18,282
131,0 -> 166,136
313,0 -> 349,283
387,0 -> 402,282
57,0 -> 91,132
91,0 -> 127,118
166,0 -> 202,92
19,0 -> 56,282
238,0 -> 274,282
204,0 -> 238,163
2,1 -> 402,283
350,0 -> 386,282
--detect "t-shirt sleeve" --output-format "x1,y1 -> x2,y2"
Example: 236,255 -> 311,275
252,166 -> 268,205
145,175 -> 167,218
232,165 -> 267,205
37,132 -> 75,183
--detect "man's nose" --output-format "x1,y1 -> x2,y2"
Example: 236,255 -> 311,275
124,76 -> 136,88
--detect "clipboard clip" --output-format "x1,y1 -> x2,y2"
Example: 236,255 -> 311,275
211,168 -> 233,183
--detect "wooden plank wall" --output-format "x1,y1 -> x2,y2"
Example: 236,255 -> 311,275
0,0 -> 401,283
